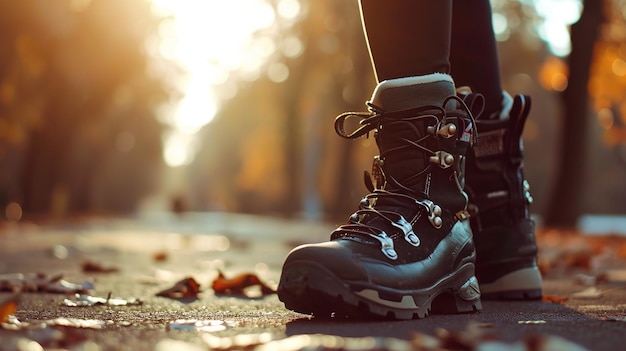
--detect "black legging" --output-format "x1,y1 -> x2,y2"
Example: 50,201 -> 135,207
359,0 -> 502,115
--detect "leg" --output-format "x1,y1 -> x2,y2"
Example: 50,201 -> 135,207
450,0 -> 502,116
451,0 -> 542,299
278,1 -> 482,319
464,92 -> 544,300
360,0 -> 451,81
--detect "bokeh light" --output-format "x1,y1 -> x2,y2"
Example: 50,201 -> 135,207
150,0 -> 288,167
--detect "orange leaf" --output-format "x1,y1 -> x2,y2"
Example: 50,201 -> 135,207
156,277 -> 200,299
0,297 -> 18,323
542,295 -> 569,304
211,270 -> 274,296
81,260 -> 119,273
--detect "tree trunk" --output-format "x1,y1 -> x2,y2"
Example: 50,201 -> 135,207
544,0 -> 606,227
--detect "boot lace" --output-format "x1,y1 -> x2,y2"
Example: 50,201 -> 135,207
331,95 -> 480,260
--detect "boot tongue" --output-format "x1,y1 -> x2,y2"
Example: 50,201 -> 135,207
370,74 -> 456,192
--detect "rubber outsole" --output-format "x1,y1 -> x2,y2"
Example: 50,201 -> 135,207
278,260 -> 482,320
479,266 -> 543,300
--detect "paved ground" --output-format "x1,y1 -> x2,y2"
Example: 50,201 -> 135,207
1,212 -> 626,350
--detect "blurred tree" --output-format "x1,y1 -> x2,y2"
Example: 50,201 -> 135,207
584,0 -> 626,214
0,0 -> 172,216
545,0 -> 607,227
192,0 -> 626,222
192,0 -> 376,218
494,0 -> 561,218
272,0 -> 375,218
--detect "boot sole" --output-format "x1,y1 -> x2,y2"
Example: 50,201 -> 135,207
479,267 -> 543,300
278,260 -> 482,320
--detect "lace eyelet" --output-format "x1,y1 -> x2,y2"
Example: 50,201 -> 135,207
367,232 -> 397,260
391,216 -> 420,247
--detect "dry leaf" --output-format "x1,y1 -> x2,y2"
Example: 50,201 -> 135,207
156,277 -> 200,299
153,251 -> 168,262
0,273 -> 93,294
81,260 -> 119,273
542,294 -> 569,304
0,296 -> 18,323
63,293 -> 143,307
211,270 -> 274,297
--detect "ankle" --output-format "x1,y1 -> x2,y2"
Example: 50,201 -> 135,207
486,91 -> 513,120
369,73 -> 456,112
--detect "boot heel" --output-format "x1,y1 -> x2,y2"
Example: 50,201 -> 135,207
432,276 -> 482,314
455,276 -> 482,312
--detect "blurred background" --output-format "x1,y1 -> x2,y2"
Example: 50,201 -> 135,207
0,0 -> 625,229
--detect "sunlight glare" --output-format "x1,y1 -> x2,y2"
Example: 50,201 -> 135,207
151,0 -> 279,167
267,62 -> 290,83
492,12 -> 510,41
533,0 -> 582,56
163,131 -> 197,167
281,35 -> 304,58
277,0 -> 301,20
175,76 -> 217,134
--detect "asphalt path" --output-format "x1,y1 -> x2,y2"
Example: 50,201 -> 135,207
1,213 -> 625,350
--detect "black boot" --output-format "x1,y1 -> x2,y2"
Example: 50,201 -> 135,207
278,74 -> 482,319
465,92 -> 543,300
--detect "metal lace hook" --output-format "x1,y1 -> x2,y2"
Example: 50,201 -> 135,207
443,95 -> 481,146
334,111 -> 380,139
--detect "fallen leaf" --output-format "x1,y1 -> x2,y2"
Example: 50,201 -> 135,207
542,295 -> 569,304
0,273 -> 93,294
63,293 -> 143,307
0,296 -> 18,323
156,277 -> 200,299
211,270 -> 275,297
153,251 -> 168,262
81,260 -> 119,273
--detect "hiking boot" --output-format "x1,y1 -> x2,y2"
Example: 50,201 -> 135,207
464,92 -> 543,300
278,73 -> 482,319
